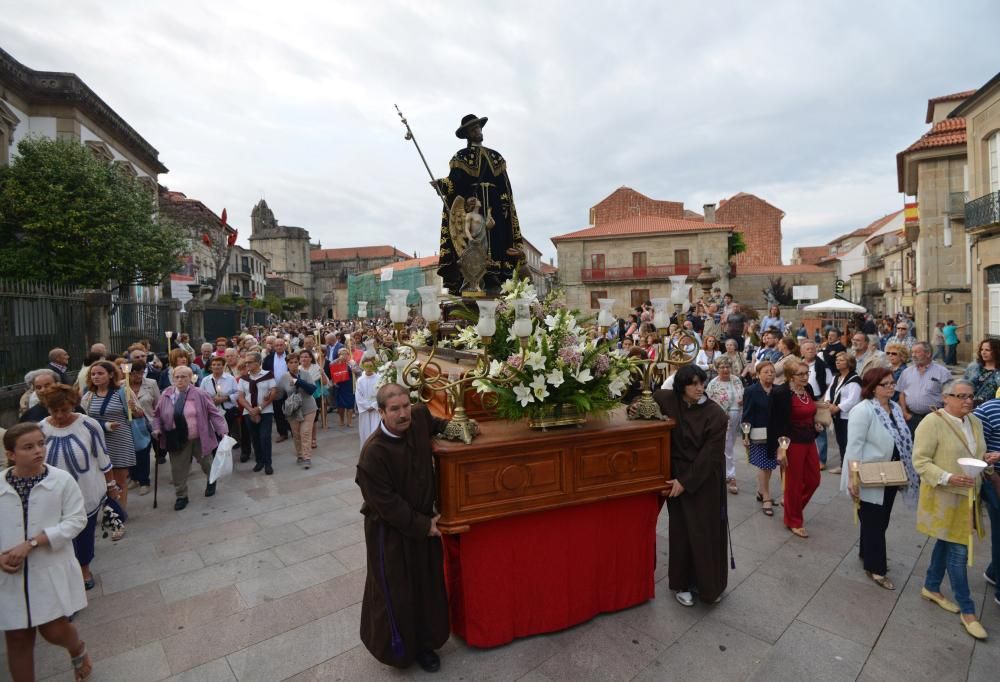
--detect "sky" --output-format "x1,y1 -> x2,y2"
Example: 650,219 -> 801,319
3,1 -> 999,264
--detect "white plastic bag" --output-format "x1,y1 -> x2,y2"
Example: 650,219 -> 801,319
210,435 -> 236,484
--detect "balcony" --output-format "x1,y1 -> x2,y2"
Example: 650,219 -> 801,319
866,253 -> 884,269
580,263 -> 701,283
863,281 -> 883,296
966,191 -> 1000,231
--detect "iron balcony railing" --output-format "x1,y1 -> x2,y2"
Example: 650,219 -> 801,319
966,191 -> 1000,231
581,263 -> 700,283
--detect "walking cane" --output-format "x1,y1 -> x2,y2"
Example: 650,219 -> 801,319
153,449 -> 159,509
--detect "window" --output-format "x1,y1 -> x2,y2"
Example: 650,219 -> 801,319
630,289 -> 649,309
674,249 -> 690,275
632,252 -> 647,277
989,266 -> 1000,336
590,254 -> 605,273
990,132 -> 1000,194
590,290 -> 607,309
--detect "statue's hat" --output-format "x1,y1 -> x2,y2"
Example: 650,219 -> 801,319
456,114 -> 488,139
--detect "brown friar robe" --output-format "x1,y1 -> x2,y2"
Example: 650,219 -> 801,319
356,404 -> 451,667
654,389 -> 730,603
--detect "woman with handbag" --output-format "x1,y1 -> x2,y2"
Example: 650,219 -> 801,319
2,423 -> 93,682
707,357 -> 743,495
151,366 -> 228,512
80,361 -> 136,538
299,350 -> 328,449
825,352 -> 861,475
841,368 -> 920,591
742,360 -> 778,516
126,362 -> 159,498
912,379 -> 989,640
277,354 -> 318,469
38,385 -> 120,590
768,358 -> 824,537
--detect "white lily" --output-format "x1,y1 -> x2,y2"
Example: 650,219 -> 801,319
524,350 -> 547,372
513,384 -> 534,407
488,359 -> 504,377
574,368 -> 593,384
472,378 -> 493,394
546,368 -> 565,388
530,373 -> 550,400
544,314 -> 560,330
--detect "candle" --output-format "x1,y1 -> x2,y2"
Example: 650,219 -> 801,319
512,298 -> 532,338
512,318 -> 533,338
476,300 -> 499,338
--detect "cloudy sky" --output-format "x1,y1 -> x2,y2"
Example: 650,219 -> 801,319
4,1 -> 998,263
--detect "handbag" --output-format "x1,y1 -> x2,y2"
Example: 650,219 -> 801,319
749,427 -> 767,443
122,386 -> 152,450
814,401 -> 833,428
852,459 -> 909,488
330,362 -> 350,383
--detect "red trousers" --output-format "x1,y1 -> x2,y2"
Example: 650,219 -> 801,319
783,441 -> 820,529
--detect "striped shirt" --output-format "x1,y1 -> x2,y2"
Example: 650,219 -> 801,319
973,399 -> 1000,452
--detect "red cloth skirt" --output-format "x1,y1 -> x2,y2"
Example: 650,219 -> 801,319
442,493 -> 659,647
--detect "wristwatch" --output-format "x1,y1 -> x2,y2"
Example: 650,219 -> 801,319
28,538 -> 38,549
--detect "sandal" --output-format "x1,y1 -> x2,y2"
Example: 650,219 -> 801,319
755,492 -> 763,502
71,643 -> 92,681
762,499 -> 774,516
111,526 -> 126,542
789,527 -> 809,538
866,571 -> 895,590
727,481 -> 739,495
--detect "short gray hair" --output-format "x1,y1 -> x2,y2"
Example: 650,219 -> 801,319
942,379 -> 973,396
247,351 -> 262,365
912,341 -> 932,354
24,368 -> 59,386
713,356 -> 733,369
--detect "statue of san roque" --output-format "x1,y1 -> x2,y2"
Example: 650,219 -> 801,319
434,114 -> 524,296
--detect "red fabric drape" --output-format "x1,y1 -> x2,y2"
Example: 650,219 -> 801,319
442,493 -> 659,648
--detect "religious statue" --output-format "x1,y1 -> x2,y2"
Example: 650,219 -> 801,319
433,114 -> 524,296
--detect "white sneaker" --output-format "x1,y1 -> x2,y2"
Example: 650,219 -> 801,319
985,571 -> 997,587
675,591 -> 695,607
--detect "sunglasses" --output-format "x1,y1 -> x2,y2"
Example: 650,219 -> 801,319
886,351 -> 898,355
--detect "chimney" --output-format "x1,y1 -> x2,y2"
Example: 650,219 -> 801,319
703,203 -> 716,223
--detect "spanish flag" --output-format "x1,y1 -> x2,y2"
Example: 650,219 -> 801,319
904,202 -> 919,224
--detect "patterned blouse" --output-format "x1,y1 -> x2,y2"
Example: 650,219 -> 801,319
707,376 -> 744,414
6,466 -> 49,524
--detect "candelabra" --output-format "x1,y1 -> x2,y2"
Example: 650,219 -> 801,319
629,296 -> 700,420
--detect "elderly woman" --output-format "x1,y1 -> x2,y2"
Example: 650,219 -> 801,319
722,338 -> 746,377
646,365 -> 730,606
126,361 -> 160,496
17,369 -> 61,423
743,361 -> 778,515
39,385 -> 119,588
80,361 -> 136,532
152,366 -> 228,511
912,379 -> 989,640
768,358 -> 823,538
277,353 -> 318,468
841,368 -> 920,591
200,356 -> 240,450
2,423 -> 92,682
825,352 -> 861,475
707,356 -> 744,495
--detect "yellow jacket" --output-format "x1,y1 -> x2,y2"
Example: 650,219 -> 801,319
912,410 -> 985,545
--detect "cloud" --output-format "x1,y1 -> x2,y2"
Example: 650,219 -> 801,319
2,0 -> 998,265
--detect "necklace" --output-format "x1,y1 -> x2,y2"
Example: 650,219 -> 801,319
793,388 -> 809,405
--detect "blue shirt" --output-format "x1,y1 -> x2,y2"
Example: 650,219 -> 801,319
943,325 -> 959,345
973,399 -> 1000,452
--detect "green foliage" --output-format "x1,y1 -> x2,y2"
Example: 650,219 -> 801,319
728,231 -> 747,258
0,137 -> 186,290
283,296 -> 308,311
216,293 -> 235,305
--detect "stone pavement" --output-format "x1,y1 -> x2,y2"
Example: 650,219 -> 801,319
6,418 -> 998,682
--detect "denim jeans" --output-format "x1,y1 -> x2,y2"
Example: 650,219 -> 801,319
130,442 -> 152,486
982,478 -> 1000,601
816,429 -> 828,465
924,539 -> 976,614
945,344 -> 958,366
248,413 -> 274,466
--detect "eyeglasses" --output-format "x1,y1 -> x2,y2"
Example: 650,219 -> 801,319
878,381 -> 896,388
896,327 -> 907,330
793,371 -> 809,377
886,351 -> 898,355
944,393 -> 974,401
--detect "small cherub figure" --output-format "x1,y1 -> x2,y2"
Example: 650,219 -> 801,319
463,195 -> 494,248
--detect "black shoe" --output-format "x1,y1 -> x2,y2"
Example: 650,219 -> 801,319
415,650 -> 440,673
265,465 -> 274,475
240,454 -> 250,463
174,497 -> 189,511
252,463 -> 264,472
205,482 -> 216,497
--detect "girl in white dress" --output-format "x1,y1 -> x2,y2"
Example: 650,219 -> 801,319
355,360 -> 381,448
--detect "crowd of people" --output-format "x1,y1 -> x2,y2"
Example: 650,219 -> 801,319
2,296 -> 999,677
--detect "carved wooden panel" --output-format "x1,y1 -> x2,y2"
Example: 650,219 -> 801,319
575,439 -> 664,493
459,448 -> 566,511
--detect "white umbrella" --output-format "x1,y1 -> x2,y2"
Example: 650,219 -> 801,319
802,298 -> 866,314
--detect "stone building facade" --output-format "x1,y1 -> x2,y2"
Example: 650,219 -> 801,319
950,73 -> 1000,341
158,188 -> 236,295
897,90 -> 972,359
248,199 -> 314,309
311,245 -> 411,320
228,246 -> 269,299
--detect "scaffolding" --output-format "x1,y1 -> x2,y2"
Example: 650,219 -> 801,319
346,266 -> 426,318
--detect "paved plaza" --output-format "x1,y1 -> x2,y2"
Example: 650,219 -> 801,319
6,418 -> 998,682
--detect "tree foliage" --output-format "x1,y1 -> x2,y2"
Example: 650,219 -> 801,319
728,231 -> 747,258
0,137 -> 186,290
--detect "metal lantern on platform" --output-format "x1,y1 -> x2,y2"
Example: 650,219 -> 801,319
387,289 -> 409,327
475,300 -> 499,339
357,301 -> 368,319
417,286 -> 440,332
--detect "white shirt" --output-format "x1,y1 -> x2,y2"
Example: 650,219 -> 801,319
239,370 -> 277,415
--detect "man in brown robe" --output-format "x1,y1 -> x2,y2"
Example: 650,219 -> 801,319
652,364 -> 730,605
356,384 -> 451,672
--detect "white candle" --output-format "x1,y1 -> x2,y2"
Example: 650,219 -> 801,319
512,318 -> 533,338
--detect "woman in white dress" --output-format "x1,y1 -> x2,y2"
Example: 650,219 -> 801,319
355,359 -> 381,448
2,423 -> 92,681
706,356 -> 744,494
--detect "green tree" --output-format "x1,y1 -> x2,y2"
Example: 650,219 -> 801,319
0,136 -> 186,290
728,231 -> 747,259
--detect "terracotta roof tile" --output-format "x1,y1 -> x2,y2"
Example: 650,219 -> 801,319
540,262 -> 558,274
826,210 -> 903,245
737,264 -> 835,275
792,245 -> 832,265
311,246 -> 412,262
901,117 -> 967,154
551,215 -> 733,242
369,255 -> 438,274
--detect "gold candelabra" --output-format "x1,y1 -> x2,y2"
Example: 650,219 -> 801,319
629,329 -> 700,420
